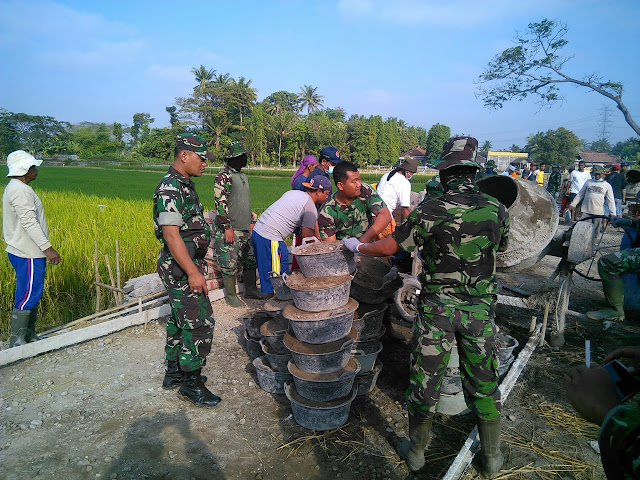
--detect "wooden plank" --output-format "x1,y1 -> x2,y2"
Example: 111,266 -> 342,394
0,304 -> 171,367
442,324 -> 543,480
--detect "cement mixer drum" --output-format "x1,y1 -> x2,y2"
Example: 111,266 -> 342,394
476,176 -> 559,271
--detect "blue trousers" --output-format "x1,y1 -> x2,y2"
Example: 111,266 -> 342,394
8,253 -> 46,310
251,231 -> 289,293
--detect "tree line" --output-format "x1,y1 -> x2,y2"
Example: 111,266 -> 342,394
1,58 -> 638,167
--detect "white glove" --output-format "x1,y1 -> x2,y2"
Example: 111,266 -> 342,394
342,237 -> 363,253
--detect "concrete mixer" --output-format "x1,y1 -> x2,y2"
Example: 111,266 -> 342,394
394,175 -> 605,347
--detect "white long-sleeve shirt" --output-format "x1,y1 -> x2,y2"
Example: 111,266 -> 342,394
570,179 -> 616,216
2,179 -> 51,258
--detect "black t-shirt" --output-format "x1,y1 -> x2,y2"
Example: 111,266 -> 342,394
605,172 -> 627,199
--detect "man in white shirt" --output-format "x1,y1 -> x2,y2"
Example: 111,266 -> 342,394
376,157 -> 417,234
3,150 -> 61,347
568,160 -> 592,221
569,165 -> 617,240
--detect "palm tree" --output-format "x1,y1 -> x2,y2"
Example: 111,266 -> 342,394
269,111 -> 296,167
191,65 -> 215,91
299,85 -> 324,114
234,77 -> 257,126
214,73 -> 232,85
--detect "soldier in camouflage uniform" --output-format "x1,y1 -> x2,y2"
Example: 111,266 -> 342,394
317,161 -> 391,243
422,174 -> 444,202
546,165 -> 562,199
153,133 -> 221,407
563,345 -> 640,480
587,205 -> 640,321
476,159 -> 497,180
213,142 -> 267,307
343,136 -> 509,476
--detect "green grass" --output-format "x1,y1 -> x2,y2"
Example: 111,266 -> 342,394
1,165 -> 433,338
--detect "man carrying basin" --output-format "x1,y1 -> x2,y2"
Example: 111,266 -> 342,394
342,136 -> 510,476
251,176 -> 331,296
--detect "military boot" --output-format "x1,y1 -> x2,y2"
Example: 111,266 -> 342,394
223,275 -> 245,307
9,309 -> 30,348
397,415 -> 433,471
26,305 -> 42,342
586,276 -> 625,321
162,360 -> 208,389
178,369 -> 221,407
242,269 -> 268,300
477,417 -> 504,477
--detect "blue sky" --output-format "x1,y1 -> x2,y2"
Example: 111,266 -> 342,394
1,0 -> 639,149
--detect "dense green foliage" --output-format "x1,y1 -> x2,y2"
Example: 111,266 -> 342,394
525,127 -> 583,166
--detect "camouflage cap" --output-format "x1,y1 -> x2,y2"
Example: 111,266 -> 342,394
176,133 -> 214,161
432,136 -> 480,171
225,141 -> 247,159
485,159 -> 497,168
591,165 -> 606,174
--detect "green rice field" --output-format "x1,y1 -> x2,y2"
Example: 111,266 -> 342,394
0,166 -> 432,339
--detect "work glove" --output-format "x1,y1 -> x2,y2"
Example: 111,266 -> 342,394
612,217 -> 633,228
342,237 -> 363,253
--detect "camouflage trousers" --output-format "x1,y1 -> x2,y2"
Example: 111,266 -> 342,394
407,301 -> 501,421
213,227 -> 257,276
157,253 -> 215,372
598,247 -> 640,280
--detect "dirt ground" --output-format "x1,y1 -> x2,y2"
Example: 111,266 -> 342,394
1,226 -> 639,480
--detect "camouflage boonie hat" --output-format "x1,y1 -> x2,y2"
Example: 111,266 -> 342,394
485,159 -> 497,169
225,141 -> 247,159
432,136 -> 480,171
176,133 -> 214,160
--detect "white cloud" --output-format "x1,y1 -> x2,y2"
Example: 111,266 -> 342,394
337,0 -> 567,27
0,0 -> 143,70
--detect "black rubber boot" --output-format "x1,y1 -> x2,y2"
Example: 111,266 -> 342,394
397,415 -> 432,471
9,309 -> 30,348
26,305 -> 42,342
178,369 -> 221,407
242,269 -> 268,300
163,361 -> 208,389
477,417 -> 504,477
223,275 -> 245,307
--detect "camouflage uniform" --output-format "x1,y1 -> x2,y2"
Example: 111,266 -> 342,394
392,176 -> 510,420
598,218 -> 640,281
423,175 -> 444,202
318,183 -> 386,239
154,166 -> 214,372
213,164 -> 257,276
546,169 -> 562,197
598,404 -> 640,480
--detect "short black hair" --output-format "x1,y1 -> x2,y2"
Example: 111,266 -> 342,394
333,161 -> 358,184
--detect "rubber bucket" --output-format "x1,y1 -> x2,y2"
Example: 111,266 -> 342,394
476,176 -> 558,270
288,357 -> 360,402
260,339 -> 293,372
292,238 -> 356,277
260,318 -> 289,355
285,382 -> 357,431
243,311 -> 273,338
353,302 -> 387,340
269,270 -> 293,301
353,342 -> 383,373
350,256 -> 403,304
253,356 -> 293,395
243,330 -> 264,360
354,360 -> 383,397
352,325 -> 385,354
283,298 -> 358,344
284,328 -> 356,374
496,332 -> 519,365
284,271 -> 352,312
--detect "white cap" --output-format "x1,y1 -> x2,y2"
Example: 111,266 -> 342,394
6,150 -> 42,177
